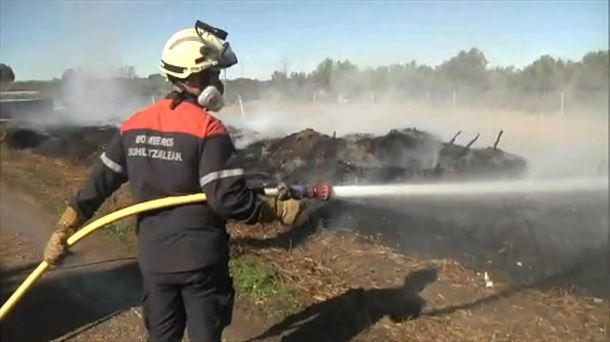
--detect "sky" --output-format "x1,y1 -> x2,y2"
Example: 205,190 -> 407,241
0,0 -> 607,81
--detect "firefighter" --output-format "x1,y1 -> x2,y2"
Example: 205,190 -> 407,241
43,21 -> 303,342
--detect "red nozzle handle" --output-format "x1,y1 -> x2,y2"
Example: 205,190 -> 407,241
311,181 -> 332,200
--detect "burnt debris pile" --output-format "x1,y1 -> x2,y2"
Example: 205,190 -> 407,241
1,124 -> 526,183
2,124 -> 117,164
240,127 -> 526,184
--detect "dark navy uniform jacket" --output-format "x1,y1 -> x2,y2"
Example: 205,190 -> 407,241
71,95 -> 260,272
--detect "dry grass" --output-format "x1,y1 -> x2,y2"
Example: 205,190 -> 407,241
230,221 -> 608,341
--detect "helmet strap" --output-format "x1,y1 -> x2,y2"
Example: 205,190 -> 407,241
168,80 -> 196,109
167,76 -> 223,111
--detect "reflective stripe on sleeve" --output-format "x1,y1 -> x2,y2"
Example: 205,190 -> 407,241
100,152 -> 125,174
199,168 -> 245,188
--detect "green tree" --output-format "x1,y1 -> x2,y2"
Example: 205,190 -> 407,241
438,48 -> 489,90
148,73 -> 165,83
575,50 -> 609,92
148,73 -> 168,94
61,68 -> 76,82
0,63 -> 15,83
271,70 -> 288,82
311,58 -> 334,91
518,55 -> 564,93
289,72 -> 308,86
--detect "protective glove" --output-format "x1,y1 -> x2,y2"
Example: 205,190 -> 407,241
43,206 -> 84,265
258,196 -> 303,225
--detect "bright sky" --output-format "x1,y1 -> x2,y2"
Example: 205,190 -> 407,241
0,1 -> 607,81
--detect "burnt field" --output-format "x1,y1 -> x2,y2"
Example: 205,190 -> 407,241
1,120 -> 608,299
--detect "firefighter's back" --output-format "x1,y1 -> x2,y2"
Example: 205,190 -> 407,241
120,98 -> 230,272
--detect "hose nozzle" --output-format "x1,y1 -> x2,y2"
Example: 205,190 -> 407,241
262,181 -> 333,200
310,181 -> 332,200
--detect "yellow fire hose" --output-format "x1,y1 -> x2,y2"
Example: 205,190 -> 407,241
0,193 -> 207,321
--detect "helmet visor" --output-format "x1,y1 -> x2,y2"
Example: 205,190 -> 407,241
195,20 -> 238,69
216,42 -> 238,69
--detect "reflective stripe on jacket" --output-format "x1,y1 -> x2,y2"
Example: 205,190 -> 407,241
72,96 -> 260,272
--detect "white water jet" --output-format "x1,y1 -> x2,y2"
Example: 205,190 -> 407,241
332,178 -> 609,199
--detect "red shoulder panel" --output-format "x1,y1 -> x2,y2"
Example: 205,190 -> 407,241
206,115 -> 229,137
120,99 -> 228,138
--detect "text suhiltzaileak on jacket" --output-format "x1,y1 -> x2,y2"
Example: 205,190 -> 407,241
71,97 -> 261,272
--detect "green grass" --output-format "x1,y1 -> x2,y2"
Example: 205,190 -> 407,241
230,255 -> 302,316
105,219 -> 136,248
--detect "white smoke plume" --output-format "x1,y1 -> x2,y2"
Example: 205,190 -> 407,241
221,100 -> 608,179
48,2 -> 149,126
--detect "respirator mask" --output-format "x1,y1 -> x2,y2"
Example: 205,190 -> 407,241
197,76 -> 225,112
194,21 -> 237,112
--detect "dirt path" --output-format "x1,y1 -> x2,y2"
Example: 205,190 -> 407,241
0,182 -> 268,342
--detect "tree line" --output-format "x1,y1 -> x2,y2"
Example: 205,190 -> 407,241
2,48 -> 608,114
223,48 -> 608,114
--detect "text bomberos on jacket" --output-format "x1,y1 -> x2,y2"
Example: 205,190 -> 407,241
128,134 -> 183,162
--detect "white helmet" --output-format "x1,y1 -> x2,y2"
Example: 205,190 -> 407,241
160,21 -> 237,79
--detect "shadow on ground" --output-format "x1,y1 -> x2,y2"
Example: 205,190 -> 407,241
247,253 -> 606,342
249,268 -> 438,342
424,246 -> 609,316
0,260 -> 141,342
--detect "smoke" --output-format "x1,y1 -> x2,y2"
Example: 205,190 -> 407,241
46,2 -> 148,126
222,100 -> 608,179
58,75 -> 150,126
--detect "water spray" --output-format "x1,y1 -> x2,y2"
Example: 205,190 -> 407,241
331,178 -> 608,198
264,178 -> 608,201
